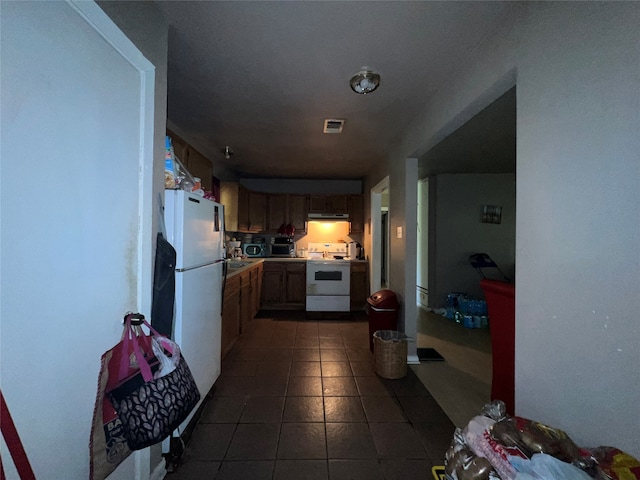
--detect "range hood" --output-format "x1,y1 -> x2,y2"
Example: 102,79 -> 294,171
308,212 -> 349,221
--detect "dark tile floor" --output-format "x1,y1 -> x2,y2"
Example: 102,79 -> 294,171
168,311 -> 455,480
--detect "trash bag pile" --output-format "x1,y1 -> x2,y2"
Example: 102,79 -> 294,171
445,400 -> 640,480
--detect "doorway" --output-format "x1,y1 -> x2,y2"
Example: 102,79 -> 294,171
416,178 -> 429,307
381,209 -> 388,288
370,176 -> 389,294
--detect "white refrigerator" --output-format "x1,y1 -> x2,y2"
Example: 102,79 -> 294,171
163,190 -> 225,439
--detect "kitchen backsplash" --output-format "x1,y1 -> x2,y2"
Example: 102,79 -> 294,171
226,221 -> 362,249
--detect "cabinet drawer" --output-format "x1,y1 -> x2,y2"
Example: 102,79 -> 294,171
286,263 -> 306,273
263,261 -> 285,272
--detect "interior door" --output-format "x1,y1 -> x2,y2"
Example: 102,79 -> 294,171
0,2 -> 155,479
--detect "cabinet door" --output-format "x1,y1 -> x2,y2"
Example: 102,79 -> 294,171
250,268 -> 259,317
308,195 -> 327,213
349,195 -> 365,233
328,195 -> 349,213
220,182 -> 240,232
350,263 -> 369,311
222,276 -> 240,358
255,263 -> 263,311
186,147 -> 212,191
261,262 -> 285,306
288,194 -> 308,233
308,195 -> 349,214
239,272 -> 252,333
167,130 -> 189,165
237,185 -> 250,232
267,194 -> 288,232
285,263 -> 307,305
248,191 -> 266,232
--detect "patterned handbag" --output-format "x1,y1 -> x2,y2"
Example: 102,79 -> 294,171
106,314 -> 200,451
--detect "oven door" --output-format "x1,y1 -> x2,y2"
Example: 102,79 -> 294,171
306,261 -> 350,295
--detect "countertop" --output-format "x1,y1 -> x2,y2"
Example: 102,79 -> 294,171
225,257 -> 367,278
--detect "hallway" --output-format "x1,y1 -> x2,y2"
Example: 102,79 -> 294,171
168,311 -> 454,480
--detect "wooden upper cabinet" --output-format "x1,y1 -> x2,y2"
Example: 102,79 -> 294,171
267,194 -> 288,231
349,195 -> 365,233
166,129 -> 212,191
236,184 -> 250,232
247,191 -> 266,233
288,194 -> 308,233
167,130 -> 189,165
221,183 -> 266,233
185,147 -> 212,191
267,194 -> 308,233
221,182 -> 247,232
308,195 -> 327,213
328,195 -> 348,213
308,195 -> 348,214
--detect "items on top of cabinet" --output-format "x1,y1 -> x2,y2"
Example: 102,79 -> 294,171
165,136 -> 206,196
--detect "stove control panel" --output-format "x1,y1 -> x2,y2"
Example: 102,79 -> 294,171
307,242 -> 348,259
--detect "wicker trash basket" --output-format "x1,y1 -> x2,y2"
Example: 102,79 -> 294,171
373,330 -> 408,379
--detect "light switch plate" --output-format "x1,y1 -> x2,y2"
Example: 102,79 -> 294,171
396,226 -> 403,238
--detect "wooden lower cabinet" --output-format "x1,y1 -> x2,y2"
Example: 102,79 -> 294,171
261,261 -> 306,309
250,263 -> 263,317
222,262 -> 264,359
221,275 -> 240,359
350,263 -> 369,311
239,271 -> 251,333
285,263 -> 306,306
261,262 -> 285,306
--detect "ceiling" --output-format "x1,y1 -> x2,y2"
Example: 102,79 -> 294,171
154,1 -> 517,181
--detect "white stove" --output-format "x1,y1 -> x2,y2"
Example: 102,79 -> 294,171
306,242 -> 350,261
306,243 -> 351,311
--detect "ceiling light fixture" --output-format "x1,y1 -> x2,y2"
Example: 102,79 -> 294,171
349,68 -> 380,95
221,146 -> 234,159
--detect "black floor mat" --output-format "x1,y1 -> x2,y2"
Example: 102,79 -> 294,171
417,347 -> 445,361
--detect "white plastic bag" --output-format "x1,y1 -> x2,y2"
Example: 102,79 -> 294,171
464,415 -> 518,480
512,453 -> 592,480
151,336 -> 181,379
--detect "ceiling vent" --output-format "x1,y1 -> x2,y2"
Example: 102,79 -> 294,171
323,119 -> 345,134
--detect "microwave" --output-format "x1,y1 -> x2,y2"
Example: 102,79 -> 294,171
242,243 -> 267,258
269,238 -> 295,257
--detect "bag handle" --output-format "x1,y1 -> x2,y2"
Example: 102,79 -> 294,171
119,313 -> 164,383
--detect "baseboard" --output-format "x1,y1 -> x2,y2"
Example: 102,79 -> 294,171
407,354 -> 420,365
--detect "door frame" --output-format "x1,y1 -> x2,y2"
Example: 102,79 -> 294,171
58,3 -> 157,479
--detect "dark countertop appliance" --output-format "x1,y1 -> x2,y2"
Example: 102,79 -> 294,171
270,236 -> 295,257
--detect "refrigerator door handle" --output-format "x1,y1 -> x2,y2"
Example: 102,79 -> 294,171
175,258 -> 226,273
221,260 -> 227,315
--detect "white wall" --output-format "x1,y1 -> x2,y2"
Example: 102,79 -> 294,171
433,174 -> 516,306
0,3 -> 168,479
385,2 -> 639,455
514,3 -> 640,454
